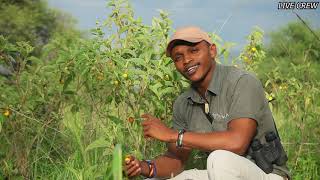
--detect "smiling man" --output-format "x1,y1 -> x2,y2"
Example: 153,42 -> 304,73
125,26 -> 290,180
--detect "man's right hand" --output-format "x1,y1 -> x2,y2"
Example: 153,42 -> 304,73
124,155 -> 143,177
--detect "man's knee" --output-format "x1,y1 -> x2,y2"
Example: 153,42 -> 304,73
207,150 -> 236,170
207,150 -> 241,179
207,150 -> 232,164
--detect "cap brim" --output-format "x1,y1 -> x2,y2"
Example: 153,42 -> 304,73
166,38 -> 204,57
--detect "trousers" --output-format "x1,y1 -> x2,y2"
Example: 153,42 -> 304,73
147,150 -> 285,180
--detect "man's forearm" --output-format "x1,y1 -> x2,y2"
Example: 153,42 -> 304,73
181,131 -> 245,153
169,118 -> 257,155
140,153 -> 185,178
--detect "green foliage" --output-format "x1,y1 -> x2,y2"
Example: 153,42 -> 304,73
0,0 -> 79,56
240,22 -> 320,179
1,0 -> 183,178
0,0 -> 319,179
268,22 -> 320,63
111,144 -> 123,180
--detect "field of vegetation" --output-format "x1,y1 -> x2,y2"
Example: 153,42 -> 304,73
0,0 -> 319,179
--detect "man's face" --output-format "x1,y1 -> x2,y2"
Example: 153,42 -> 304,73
170,40 -> 216,83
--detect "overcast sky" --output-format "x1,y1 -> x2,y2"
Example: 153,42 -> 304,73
48,0 -> 320,56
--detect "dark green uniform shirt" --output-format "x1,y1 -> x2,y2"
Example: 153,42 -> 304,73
172,63 -> 290,178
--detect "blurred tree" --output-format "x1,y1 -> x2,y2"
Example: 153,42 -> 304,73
268,22 -> 320,63
0,0 -> 81,77
0,0 -> 79,55
256,21 -> 320,83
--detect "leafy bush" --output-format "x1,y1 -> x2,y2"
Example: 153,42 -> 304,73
0,0 -> 319,179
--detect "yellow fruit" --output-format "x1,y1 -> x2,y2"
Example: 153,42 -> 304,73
97,73 -> 104,80
3,109 -> 10,117
243,56 -> 249,63
122,73 -> 128,78
114,80 -> 119,85
251,47 -> 257,52
125,155 -> 131,164
268,96 -> 273,101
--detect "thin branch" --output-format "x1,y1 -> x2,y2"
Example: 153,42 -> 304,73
217,13 -> 233,35
293,11 -> 320,42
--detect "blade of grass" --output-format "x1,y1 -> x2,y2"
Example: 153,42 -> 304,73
112,144 -> 122,180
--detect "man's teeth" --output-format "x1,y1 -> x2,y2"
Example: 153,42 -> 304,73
187,65 -> 199,74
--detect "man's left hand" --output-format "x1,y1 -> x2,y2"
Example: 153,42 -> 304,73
141,114 -> 177,143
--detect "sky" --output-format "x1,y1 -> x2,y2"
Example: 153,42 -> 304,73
47,0 -> 320,56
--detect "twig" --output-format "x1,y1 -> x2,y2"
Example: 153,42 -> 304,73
217,13 -> 233,35
293,11 -> 320,42
9,108 -> 67,137
282,142 -> 320,146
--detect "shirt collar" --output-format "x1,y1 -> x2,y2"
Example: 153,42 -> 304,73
207,62 -> 221,95
186,63 -> 222,104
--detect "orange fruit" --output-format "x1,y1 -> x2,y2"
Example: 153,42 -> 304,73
128,117 -> 134,123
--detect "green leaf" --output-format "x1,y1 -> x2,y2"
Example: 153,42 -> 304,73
122,49 -> 136,57
108,115 -> 122,125
0,115 -> 4,123
112,144 -> 122,180
64,90 -> 75,95
149,83 -> 162,99
119,26 -> 129,34
85,138 -> 111,152
63,72 -> 75,91
159,87 -> 175,96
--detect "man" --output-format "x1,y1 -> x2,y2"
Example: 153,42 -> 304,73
125,26 -> 290,180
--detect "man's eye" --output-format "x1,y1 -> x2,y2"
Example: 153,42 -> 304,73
174,55 -> 182,62
191,48 -> 199,53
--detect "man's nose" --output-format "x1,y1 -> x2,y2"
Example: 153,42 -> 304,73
183,55 -> 193,65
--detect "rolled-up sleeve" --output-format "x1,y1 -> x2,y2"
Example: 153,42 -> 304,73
227,74 -> 267,125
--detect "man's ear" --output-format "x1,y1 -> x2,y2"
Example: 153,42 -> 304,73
209,44 -> 217,59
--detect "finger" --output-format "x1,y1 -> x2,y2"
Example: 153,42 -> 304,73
143,127 -> 150,135
141,114 -> 151,118
125,162 -> 136,171
129,165 -> 141,177
142,119 -> 154,126
143,125 -> 150,131
141,114 -> 155,121
125,157 -> 137,169
127,162 -> 140,176
143,128 -> 150,136
141,120 -> 149,126
126,162 -> 136,175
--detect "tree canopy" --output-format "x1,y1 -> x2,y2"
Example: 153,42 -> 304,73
0,0 -> 79,55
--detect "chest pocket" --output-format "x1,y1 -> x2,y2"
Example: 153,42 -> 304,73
211,113 -> 228,131
206,94 -> 227,131
187,107 -> 213,133
209,94 -> 230,131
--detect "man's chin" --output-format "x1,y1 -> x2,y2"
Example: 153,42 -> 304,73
182,72 -> 204,84
187,75 -> 204,84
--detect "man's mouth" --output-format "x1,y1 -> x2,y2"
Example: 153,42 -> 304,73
185,64 -> 200,76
